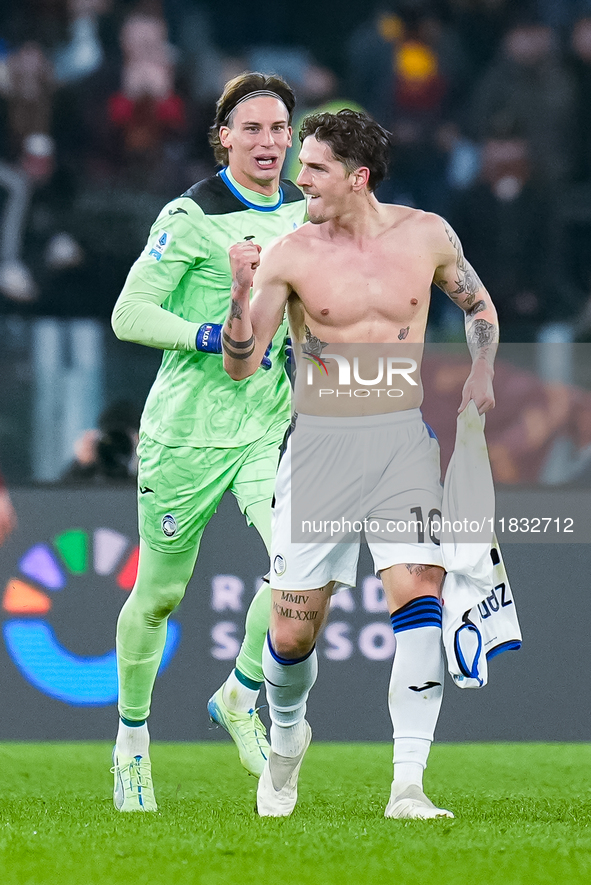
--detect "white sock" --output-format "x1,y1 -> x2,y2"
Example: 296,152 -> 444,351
389,597 -> 444,785
222,670 -> 260,713
116,720 -> 150,759
393,738 -> 432,787
262,636 -> 317,757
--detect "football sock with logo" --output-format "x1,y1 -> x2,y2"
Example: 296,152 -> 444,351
116,719 -> 150,758
388,596 -> 444,786
116,540 -> 197,722
262,634 -> 318,757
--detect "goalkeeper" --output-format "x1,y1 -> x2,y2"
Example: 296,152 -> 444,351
110,72 -> 305,812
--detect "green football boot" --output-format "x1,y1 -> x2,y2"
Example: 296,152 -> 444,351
112,748 -> 158,812
207,684 -> 269,777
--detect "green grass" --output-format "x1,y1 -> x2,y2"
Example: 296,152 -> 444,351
1,743 -> 591,885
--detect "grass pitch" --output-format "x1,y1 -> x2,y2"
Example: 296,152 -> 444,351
1,742 -> 590,885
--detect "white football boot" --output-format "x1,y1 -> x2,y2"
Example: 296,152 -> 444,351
385,782 -> 454,819
256,721 -> 312,817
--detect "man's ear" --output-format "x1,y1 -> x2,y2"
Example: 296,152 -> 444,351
351,166 -> 370,191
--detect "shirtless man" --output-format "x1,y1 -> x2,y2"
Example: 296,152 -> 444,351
222,110 -> 498,819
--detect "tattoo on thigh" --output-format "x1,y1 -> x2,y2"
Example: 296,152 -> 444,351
405,563 -> 430,576
273,602 -> 319,621
281,591 -> 310,605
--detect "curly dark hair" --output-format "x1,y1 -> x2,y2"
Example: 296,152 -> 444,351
299,110 -> 391,192
209,72 -> 296,166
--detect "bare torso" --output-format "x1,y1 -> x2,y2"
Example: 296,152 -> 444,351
226,181 -> 496,422
281,205 -> 443,415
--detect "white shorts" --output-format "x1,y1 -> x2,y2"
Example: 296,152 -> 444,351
270,409 -> 444,591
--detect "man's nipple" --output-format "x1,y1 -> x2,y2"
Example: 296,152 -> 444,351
321,309 -> 329,316
410,299 -> 418,306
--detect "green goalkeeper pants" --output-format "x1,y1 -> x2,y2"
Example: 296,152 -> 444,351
117,431 -> 281,722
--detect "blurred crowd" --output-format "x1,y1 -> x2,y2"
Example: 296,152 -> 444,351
1,0 -> 591,341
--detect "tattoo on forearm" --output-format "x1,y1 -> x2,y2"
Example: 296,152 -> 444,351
230,299 -> 242,320
398,326 -> 410,340
227,299 -> 243,330
222,330 -> 255,359
467,319 -> 496,350
437,221 -> 484,307
405,563 -> 430,576
273,601 -> 318,621
304,325 -> 328,356
222,331 -> 255,349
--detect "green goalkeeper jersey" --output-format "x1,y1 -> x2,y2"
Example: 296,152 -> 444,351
112,168 -> 306,447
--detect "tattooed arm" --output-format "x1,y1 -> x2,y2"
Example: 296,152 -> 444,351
433,218 -> 499,414
223,237 -> 292,380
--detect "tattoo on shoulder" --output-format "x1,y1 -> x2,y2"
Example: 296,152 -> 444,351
304,325 -> 329,356
437,220 -> 484,308
398,326 -> 410,340
467,319 -> 496,350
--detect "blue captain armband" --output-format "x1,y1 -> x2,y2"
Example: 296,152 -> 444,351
199,322 -> 273,368
196,323 -> 222,353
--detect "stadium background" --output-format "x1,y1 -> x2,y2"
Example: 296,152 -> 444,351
0,0 -> 590,742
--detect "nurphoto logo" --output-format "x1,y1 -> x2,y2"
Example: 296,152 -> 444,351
302,350 -> 418,399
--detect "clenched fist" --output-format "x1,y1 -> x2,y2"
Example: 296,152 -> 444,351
229,239 -> 262,291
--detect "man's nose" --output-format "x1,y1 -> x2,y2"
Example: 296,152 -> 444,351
296,167 -> 309,186
260,128 -> 276,146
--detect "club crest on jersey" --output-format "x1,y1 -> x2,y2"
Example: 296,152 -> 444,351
273,554 -> 286,576
161,513 -> 177,537
149,231 -> 170,261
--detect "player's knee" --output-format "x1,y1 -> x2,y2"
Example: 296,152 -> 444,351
271,624 -> 314,661
150,583 -> 186,618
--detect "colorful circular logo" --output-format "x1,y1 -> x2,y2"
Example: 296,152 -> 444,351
2,528 -> 180,706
